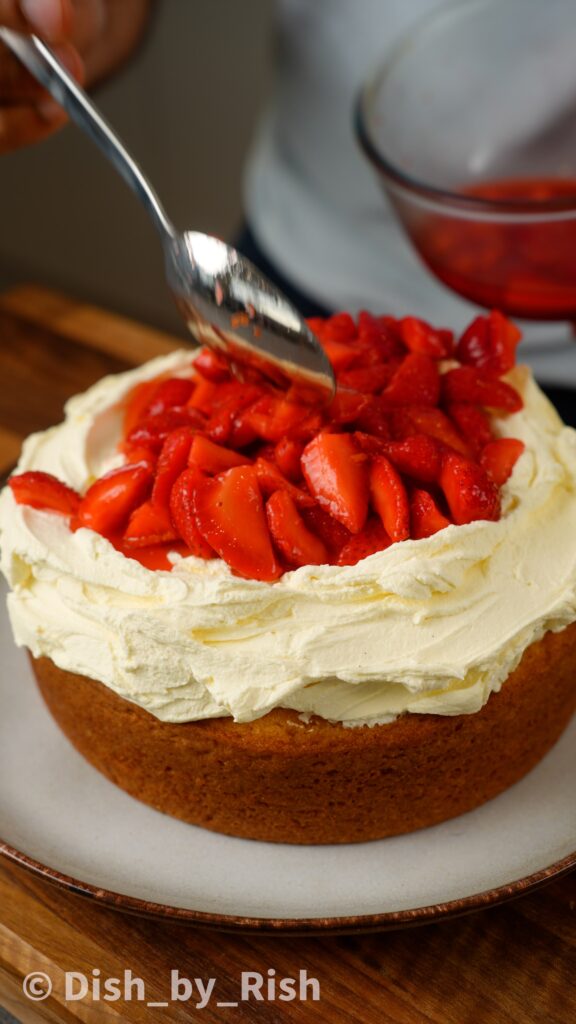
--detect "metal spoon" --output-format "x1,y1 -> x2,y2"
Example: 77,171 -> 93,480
0,29 -> 335,401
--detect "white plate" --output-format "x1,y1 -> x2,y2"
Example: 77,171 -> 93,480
0,579 -> 575,933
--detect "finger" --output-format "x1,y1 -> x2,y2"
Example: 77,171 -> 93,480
0,39 -> 82,100
0,1 -> 73,41
0,99 -> 67,153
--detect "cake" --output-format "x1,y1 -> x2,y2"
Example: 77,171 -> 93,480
1,309 -> 576,844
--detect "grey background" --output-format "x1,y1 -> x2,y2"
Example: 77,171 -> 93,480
0,0 -> 272,333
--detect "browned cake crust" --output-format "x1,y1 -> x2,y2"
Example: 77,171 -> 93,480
30,623 -> 576,844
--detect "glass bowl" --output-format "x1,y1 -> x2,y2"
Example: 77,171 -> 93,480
356,0 -> 576,321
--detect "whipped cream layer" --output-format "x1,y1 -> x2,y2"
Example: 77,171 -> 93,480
1,352 -> 576,726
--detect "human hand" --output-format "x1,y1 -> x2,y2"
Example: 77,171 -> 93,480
0,0 -> 150,155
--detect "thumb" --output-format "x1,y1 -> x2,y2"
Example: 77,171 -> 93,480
0,1 -> 73,42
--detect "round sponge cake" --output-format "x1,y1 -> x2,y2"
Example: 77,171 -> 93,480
31,621 -> 576,844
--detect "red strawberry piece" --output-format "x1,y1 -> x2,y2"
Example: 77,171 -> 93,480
74,464 -> 153,537
116,540 -> 191,572
440,452 -> 501,525
123,378 -> 162,436
321,339 -> 359,373
357,311 -> 405,358
456,311 -> 522,377
189,435 -> 250,475
192,466 -> 281,581
392,406 -> 471,456
319,312 -> 357,343
369,456 -> 410,542
336,518 -> 391,566
329,389 -> 371,425
337,363 -> 397,394
400,317 -> 454,358
187,378 -> 218,413
353,431 -> 389,456
145,377 -> 195,418
446,402 -> 494,457
123,500 -> 178,547
266,490 -> 328,567
151,427 -> 195,508
120,444 -> 157,470
125,407 -> 205,452
480,438 -> 525,486
383,435 -> 442,483
169,469 -> 215,559
193,347 -> 231,382
354,398 -> 391,439
9,471 -> 80,516
301,505 -> 352,558
410,488 -> 451,539
441,366 -> 523,413
381,353 -> 440,407
274,437 -> 304,481
254,458 -> 315,508
301,433 -> 369,533
205,382 -> 265,445
243,395 -> 323,443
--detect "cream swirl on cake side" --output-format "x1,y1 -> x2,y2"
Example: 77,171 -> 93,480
1,352 -> 576,726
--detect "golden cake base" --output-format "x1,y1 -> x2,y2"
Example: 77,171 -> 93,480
31,624 -> 576,844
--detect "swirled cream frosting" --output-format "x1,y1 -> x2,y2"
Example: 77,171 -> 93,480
1,351 -> 576,726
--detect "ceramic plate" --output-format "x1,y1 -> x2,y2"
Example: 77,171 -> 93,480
0,580 -> 575,933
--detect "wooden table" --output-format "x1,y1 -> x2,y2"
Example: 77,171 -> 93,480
0,286 -> 575,1024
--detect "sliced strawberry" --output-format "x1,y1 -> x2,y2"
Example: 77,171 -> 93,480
337,363 -> 396,393
321,339 -> 358,373
125,407 -> 205,452
301,433 -> 369,533
381,353 -> 440,407
169,468 -> 215,559
192,466 -> 281,581
266,490 -> 328,567
391,406 -> 470,456
151,427 -> 195,508
441,366 -> 523,413
480,438 -> 525,486
400,317 -> 454,358
328,390 -> 371,426
312,312 -> 356,344
145,377 -> 195,418
189,435 -> 249,475
114,538 -> 192,571
123,378 -> 163,436
187,377 -> 218,413
356,311 -> 405,359
446,403 -> 494,456
369,457 -> 410,542
456,311 -> 522,377
353,432 -> 389,456
74,464 -> 153,537
120,444 -> 157,470
9,471 -> 80,516
336,518 -> 391,566
440,452 -> 500,525
193,347 -> 231,382
383,435 -> 442,483
354,398 -> 391,438
254,458 -> 315,508
123,499 -> 178,547
243,395 -> 323,443
410,488 -> 451,539
301,505 -> 352,558
274,437 -> 304,481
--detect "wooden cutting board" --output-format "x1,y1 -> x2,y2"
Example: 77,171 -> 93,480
0,285 -> 575,1024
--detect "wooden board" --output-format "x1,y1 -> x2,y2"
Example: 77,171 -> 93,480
0,285 -> 575,1023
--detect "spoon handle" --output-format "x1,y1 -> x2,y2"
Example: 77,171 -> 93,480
0,29 -> 175,241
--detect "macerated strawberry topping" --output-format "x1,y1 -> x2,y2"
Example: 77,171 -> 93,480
9,309 -> 527,580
